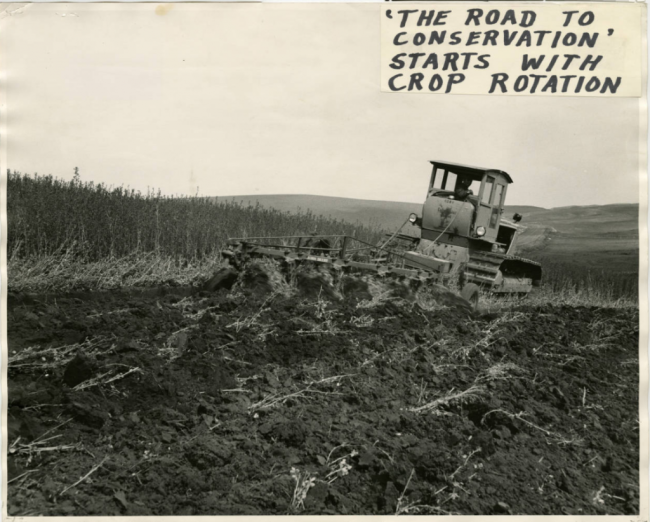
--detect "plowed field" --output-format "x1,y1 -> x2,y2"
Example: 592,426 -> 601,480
6,274 -> 639,515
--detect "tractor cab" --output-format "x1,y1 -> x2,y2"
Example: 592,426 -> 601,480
417,161 -> 512,245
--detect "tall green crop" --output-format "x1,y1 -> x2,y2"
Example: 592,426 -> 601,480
7,170 -> 384,261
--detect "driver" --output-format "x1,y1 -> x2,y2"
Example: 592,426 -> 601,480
454,176 -> 473,201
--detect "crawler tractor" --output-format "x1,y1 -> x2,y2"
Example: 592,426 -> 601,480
223,161 -> 542,308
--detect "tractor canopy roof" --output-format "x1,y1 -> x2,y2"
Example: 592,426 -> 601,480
430,161 -> 513,184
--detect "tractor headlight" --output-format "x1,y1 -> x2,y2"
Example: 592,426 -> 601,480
408,213 -> 419,223
476,226 -> 486,237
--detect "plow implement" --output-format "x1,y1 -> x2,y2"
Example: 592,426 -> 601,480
213,234 -> 476,309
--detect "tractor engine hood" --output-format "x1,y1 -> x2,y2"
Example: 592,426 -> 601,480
421,195 -> 475,239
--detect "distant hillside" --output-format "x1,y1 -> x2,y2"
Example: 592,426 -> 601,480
221,194 -> 638,274
515,204 -> 639,274
219,195 -> 421,231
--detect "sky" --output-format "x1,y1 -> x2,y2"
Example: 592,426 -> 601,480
2,3 -> 643,208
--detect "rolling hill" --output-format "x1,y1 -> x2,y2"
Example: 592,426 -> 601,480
221,194 -> 639,274
514,204 -> 639,274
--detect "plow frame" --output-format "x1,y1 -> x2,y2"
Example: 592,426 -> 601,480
225,234 -> 451,284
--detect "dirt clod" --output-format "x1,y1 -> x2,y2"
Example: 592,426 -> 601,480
203,268 -> 239,292
63,352 -> 96,387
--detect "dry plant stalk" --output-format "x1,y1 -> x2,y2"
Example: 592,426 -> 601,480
453,312 -> 526,359
10,436 -> 78,458
395,468 -> 415,515
226,291 -> 278,333
410,384 -> 485,414
9,337 -> 109,370
450,448 -> 481,479
7,469 -> 39,485
289,467 -> 316,512
9,418 -> 76,462
249,385 -> 339,412
59,456 -> 109,496
482,408 -> 583,446
72,366 -> 143,391
326,454 -> 355,484
248,373 -> 350,411
477,362 -> 524,382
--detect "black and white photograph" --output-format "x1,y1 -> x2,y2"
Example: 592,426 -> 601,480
1,2 -> 647,517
